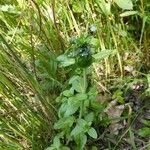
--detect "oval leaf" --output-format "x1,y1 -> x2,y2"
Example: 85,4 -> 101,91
114,0 -> 133,10
85,112 -> 94,122
92,49 -> 116,60
57,55 -> 75,67
64,99 -> 80,117
54,116 -> 74,129
120,11 -> 138,17
88,127 -> 97,139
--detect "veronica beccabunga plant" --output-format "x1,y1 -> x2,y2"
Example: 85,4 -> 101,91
46,36 -> 104,150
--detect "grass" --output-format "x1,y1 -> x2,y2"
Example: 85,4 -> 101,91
0,0 -> 150,149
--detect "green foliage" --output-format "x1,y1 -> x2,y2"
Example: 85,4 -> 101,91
138,118 -> 150,138
0,0 -> 150,149
138,127 -> 150,137
50,81 -> 100,148
48,38 -> 107,149
114,0 -> 133,10
57,35 -> 94,68
92,49 -> 117,61
143,120 -> 150,127
57,35 -> 117,70
112,89 -> 125,104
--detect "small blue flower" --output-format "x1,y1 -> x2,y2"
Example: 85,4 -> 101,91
89,25 -> 97,32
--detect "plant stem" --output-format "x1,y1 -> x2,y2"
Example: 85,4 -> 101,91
79,68 -> 87,118
83,68 -> 87,94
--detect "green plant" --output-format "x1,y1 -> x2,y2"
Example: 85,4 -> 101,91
47,36 -> 108,149
138,127 -> 150,138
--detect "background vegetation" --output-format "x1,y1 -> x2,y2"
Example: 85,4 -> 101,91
0,0 -> 150,149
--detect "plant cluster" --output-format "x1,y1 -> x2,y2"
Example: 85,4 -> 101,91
48,37 -> 107,149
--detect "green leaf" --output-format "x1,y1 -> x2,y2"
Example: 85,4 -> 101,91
70,77 -> 84,93
62,146 -> 70,150
88,86 -> 98,95
75,134 -> 87,149
120,11 -> 138,17
57,55 -> 75,67
99,0 -> 111,15
62,90 -> 73,97
92,49 -> 116,60
81,134 -> 87,149
143,120 -> 150,127
69,76 -> 79,84
58,102 -> 68,118
138,127 -> 150,137
85,112 -> 94,122
91,146 -> 98,150
71,125 -> 84,137
54,116 -> 75,129
90,37 -> 99,47
53,136 -> 61,149
71,125 -> 83,137
64,97 -> 81,117
56,96 -> 62,103
112,90 -> 124,104
114,0 -> 133,10
71,119 -> 88,137
75,93 -> 88,101
74,133 -> 87,150
88,128 -> 97,139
